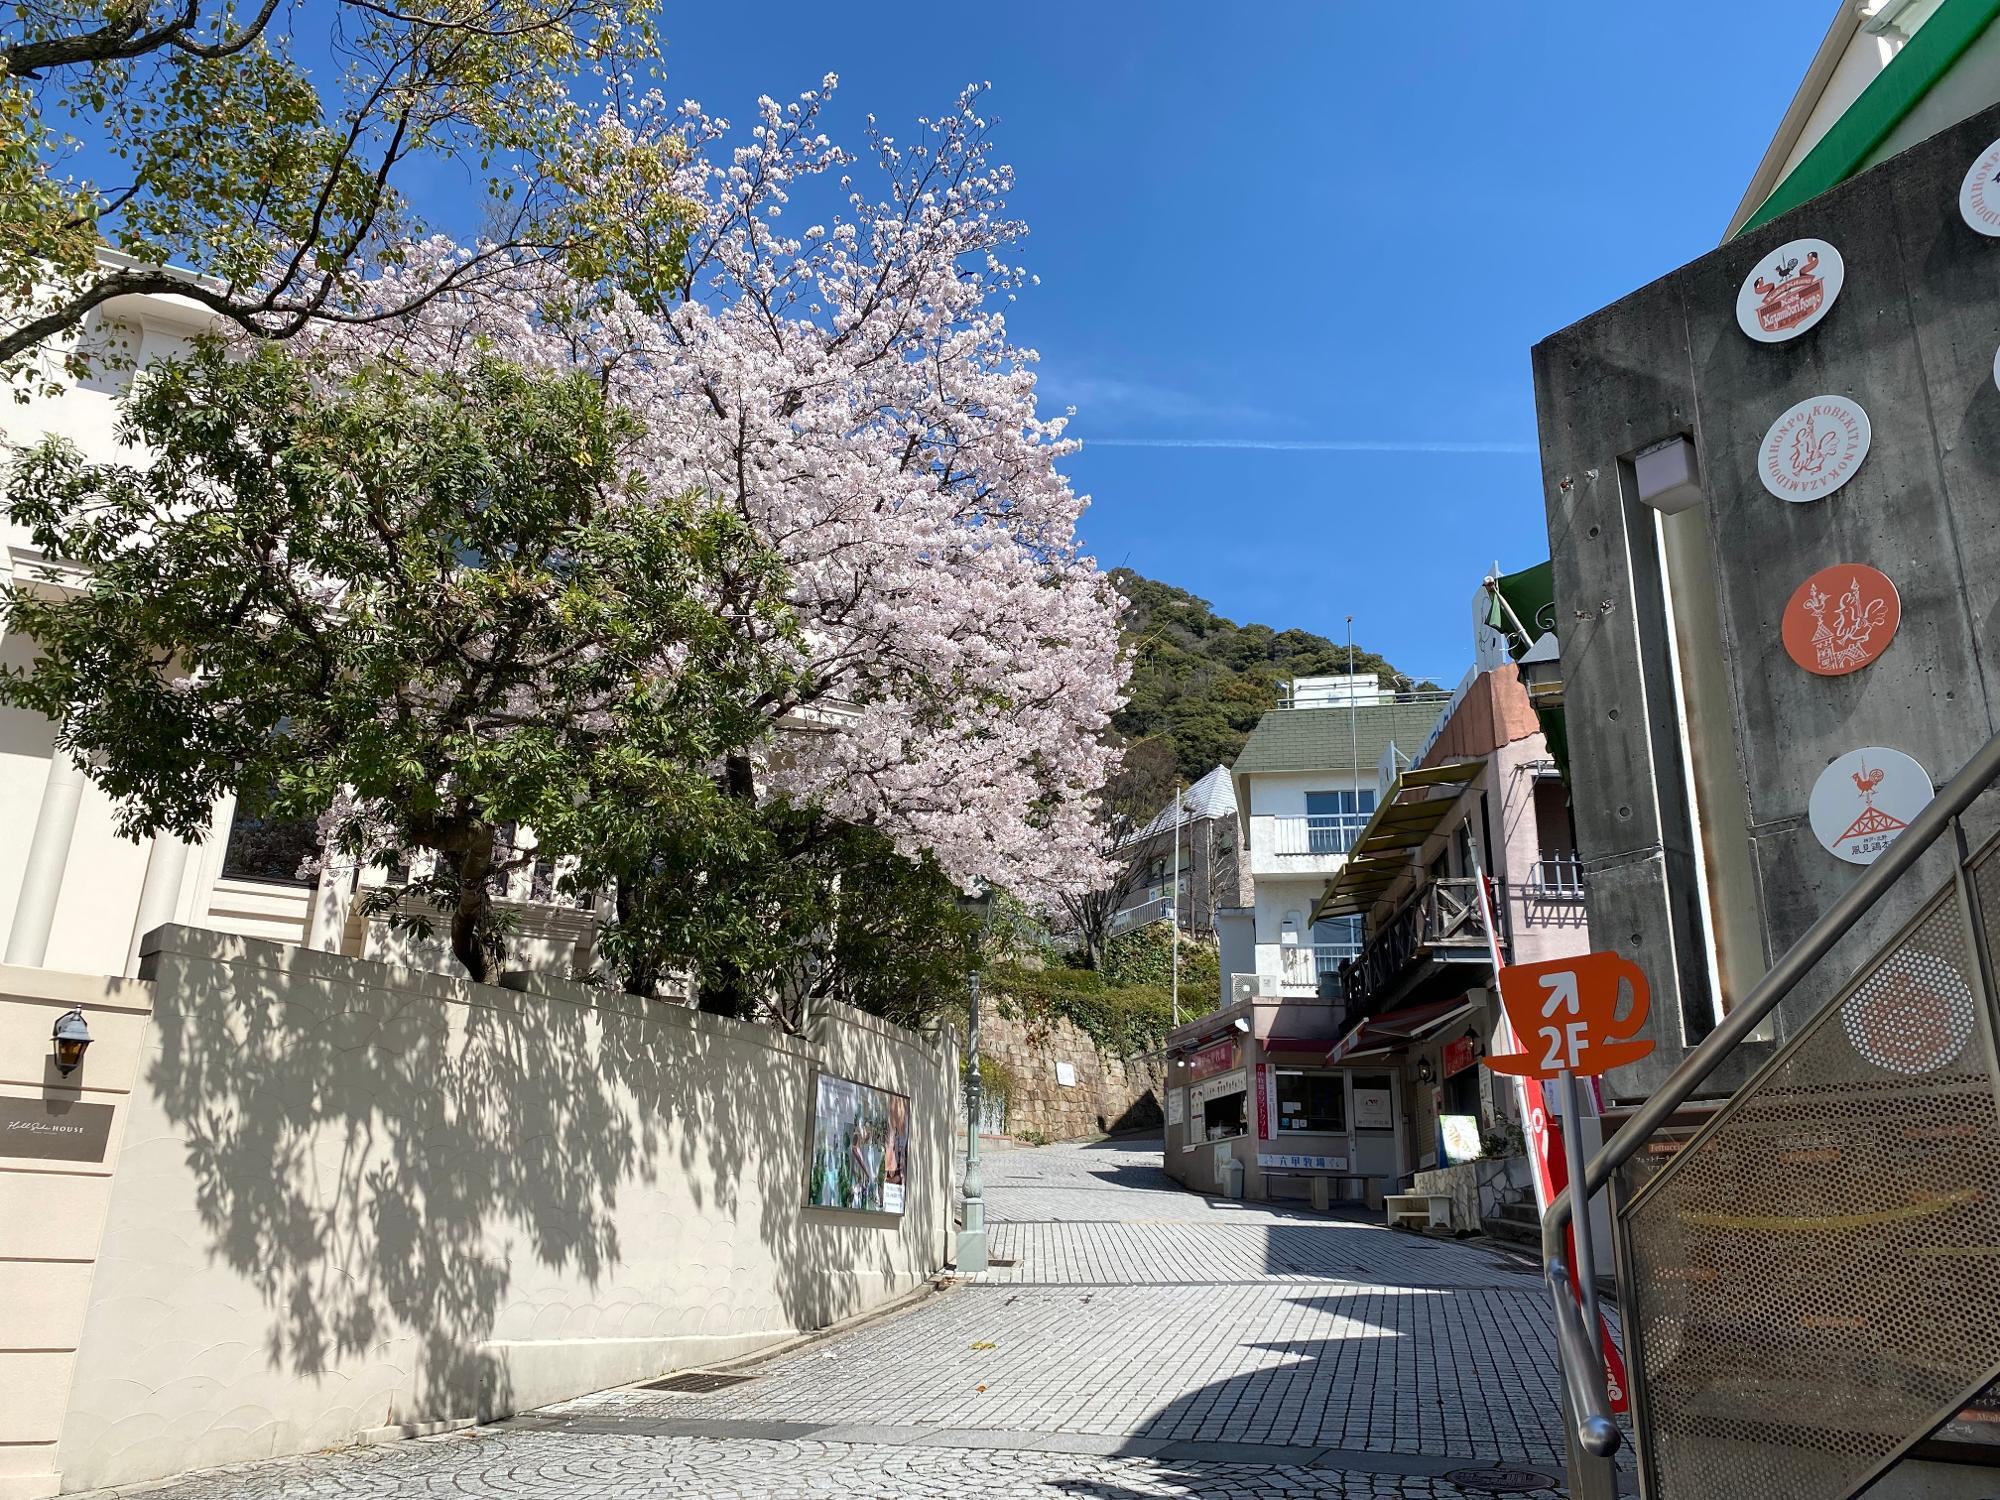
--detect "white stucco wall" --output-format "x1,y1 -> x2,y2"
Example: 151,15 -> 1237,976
0,963 -> 154,1500
9,926 -> 954,1495
1239,769 -> 1372,821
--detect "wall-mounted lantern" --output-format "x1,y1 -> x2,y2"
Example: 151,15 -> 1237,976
52,1007 -> 91,1076
1416,1057 -> 1436,1086
1462,1026 -> 1484,1060
1517,630 -> 1563,709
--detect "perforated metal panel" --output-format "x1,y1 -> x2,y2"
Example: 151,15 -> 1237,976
1619,854 -> 2000,1500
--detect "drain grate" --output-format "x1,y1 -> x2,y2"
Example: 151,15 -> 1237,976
1442,1466 -> 1559,1493
987,1257 -> 1018,1267
635,1372 -> 756,1394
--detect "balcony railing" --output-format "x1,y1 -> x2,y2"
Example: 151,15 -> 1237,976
1339,875 -> 1503,1014
1109,894 -> 1173,935
1266,813 -> 1369,857
1274,684 -> 1454,711
1277,943 -> 1356,997
1522,856 -> 1585,899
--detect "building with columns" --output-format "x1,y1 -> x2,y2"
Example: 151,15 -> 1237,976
0,288 -> 604,983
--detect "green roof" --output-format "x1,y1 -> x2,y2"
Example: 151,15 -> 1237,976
1231,699 -> 1448,777
1740,0 -> 2000,235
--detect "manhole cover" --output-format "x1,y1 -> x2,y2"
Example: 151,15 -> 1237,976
634,1372 -> 755,1394
1442,1466 -> 1559,1493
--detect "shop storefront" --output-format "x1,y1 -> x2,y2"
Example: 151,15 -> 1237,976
1163,992 -> 1513,1206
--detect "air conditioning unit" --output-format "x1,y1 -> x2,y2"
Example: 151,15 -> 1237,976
1231,974 -> 1260,1003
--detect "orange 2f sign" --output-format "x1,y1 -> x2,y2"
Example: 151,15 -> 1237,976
1483,952 -> 1654,1079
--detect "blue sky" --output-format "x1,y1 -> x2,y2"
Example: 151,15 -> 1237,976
647,3 -> 1825,678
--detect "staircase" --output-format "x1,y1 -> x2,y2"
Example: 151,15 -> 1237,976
1545,731 -> 2000,1500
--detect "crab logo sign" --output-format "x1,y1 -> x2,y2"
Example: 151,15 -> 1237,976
1809,746 -> 1934,865
1782,563 -> 1900,676
1736,237 -> 1844,342
1961,136 -> 2000,236
1484,953 -> 1654,1080
1760,395 -> 1871,503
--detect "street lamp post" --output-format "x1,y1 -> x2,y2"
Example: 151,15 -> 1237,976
959,882 -> 994,1273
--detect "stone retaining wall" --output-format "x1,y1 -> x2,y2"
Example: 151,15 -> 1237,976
981,1008 -> 1164,1141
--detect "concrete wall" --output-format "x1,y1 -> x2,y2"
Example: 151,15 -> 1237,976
1,925 -> 953,1495
980,1009 -> 1164,1141
0,964 -> 154,1500
1535,98 -> 2000,1102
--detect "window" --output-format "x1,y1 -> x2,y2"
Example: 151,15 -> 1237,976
221,789 -> 319,887
1202,1089 -> 1246,1141
1313,915 -> 1362,962
1274,1069 -> 1346,1133
1305,789 -> 1375,854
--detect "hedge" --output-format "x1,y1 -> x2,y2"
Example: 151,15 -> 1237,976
987,961 -> 1175,1056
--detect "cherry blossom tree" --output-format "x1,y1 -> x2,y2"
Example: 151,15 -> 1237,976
316,76 -> 1128,909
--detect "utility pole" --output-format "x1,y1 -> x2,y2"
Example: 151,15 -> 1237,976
1170,779 -> 1183,1026
958,884 -> 995,1274
1346,616 -> 1361,806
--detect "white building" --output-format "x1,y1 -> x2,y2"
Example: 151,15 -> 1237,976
0,290 -> 607,983
1224,677 -> 1450,1000
1107,764 -> 1244,938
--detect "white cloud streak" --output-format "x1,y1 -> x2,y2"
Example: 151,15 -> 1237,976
1082,437 -> 1536,454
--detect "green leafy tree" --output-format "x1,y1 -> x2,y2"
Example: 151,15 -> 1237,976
0,2 -> 689,386
582,798 -> 981,1030
1,342 -> 790,981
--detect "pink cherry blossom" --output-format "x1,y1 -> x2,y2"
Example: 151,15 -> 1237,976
304,78 -> 1126,902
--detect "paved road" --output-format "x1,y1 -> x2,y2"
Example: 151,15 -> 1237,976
115,1137 -> 1595,1499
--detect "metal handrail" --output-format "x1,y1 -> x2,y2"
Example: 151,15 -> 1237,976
1544,725 -> 2000,1458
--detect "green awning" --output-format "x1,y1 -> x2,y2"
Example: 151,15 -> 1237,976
1485,559 -> 1568,783
1484,561 -> 1554,660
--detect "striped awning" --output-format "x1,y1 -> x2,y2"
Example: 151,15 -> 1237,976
1324,996 -> 1480,1067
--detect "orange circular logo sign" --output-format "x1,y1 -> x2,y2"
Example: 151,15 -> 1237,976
1782,563 -> 1900,676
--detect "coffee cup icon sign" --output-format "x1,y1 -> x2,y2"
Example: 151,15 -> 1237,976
1484,952 -> 1655,1079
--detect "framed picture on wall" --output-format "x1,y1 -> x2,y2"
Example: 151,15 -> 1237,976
806,1073 -> 910,1214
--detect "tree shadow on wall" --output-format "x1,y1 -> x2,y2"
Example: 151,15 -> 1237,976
138,930 -> 941,1429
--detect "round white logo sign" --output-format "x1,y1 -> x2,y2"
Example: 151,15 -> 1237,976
1961,136 -> 2000,236
1759,395 -> 1870,502
1843,951 -> 1976,1076
1809,746 -> 1933,866
1735,238 -> 1844,342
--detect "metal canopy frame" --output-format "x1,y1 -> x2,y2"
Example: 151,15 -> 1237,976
1311,760 -> 1482,922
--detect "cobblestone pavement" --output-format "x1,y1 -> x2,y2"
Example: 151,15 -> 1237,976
114,1136 -> 1595,1499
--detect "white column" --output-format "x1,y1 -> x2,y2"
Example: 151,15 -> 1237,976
125,830 -> 190,976
305,860 -> 355,953
5,749 -> 86,967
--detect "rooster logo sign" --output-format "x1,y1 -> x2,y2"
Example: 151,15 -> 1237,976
1760,395 -> 1871,502
1737,238 -> 1842,341
1783,563 -> 1900,676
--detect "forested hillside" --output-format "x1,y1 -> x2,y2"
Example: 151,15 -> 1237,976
1112,569 -> 1419,782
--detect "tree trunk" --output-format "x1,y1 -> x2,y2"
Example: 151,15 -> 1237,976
447,824 -> 498,984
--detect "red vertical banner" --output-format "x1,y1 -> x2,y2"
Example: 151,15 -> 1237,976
1255,1062 -> 1270,1140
